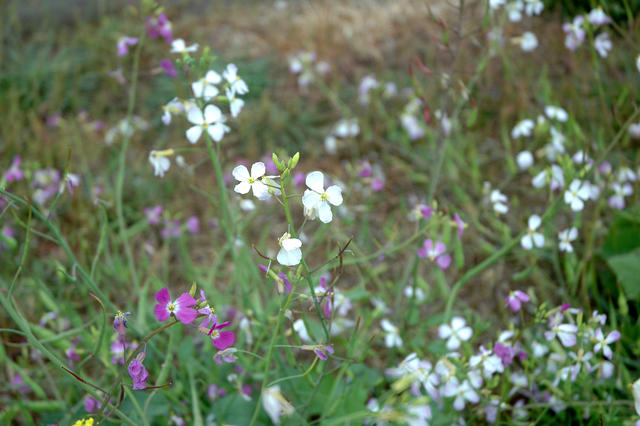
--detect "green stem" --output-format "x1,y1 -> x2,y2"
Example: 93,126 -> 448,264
114,33 -> 145,293
248,285 -> 297,426
203,135 -> 235,246
280,181 -> 330,341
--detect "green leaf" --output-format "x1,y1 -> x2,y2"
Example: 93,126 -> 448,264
606,248 -> 640,299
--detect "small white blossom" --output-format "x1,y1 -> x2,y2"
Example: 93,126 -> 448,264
516,150 -> 534,170
438,317 -> 473,350
564,179 -> 590,211
185,105 -> 229,143
588,8 -> 611,26
521,214 -> 544,250
558,227 -> 578,252
148,149 -> 173,177
170,39 -> 198,53
594,32 -> 612,58
381,319 -> 403,348
442,377 -> 479,411
490,189 -> 509,214
232,162 -> 270,199
545,105 -> 569,122
276,232 -> 302,267
524,0 -> 543,15
506,0 -> 524,22
223,63 -> 249,96
302,171 -> 343,223
192,70 -> 222,100
511,119 -> 534,138
518,32 -> 538,51
593,328 -> 620,359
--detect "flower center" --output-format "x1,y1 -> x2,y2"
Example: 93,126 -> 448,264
211,329 -> 220,339
167,303 -> 176,313
321,192 -> 328,201
248,177 -> 255,184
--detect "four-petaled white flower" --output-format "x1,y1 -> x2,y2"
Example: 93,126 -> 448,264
185,105 -> 229,143
226,87 -> 245,118
302,171 -> 343,223
442,377 -> 479,411
490,189 -> 509,214
223,63 -> 249,96
192,70 -> 222,100
545,105 -> 568,122
593,328 -> 620,360
381,319 -> 403,348
544,313 -> 578,347
564,179 -> 589,211
469,346 -> 504,378
511,119 -> 534,138
170,38 -> 198,53
524,0 -> 543,15
558,227 -> 578,252
148,149 -> 173,178
276,232 -> 302,266
161,97 -> 185,125
232,162 -> 271,199
521,214 -> 544,250
518,32 -> 538,51
516,150 -> 534,170
438,317 -> 473,350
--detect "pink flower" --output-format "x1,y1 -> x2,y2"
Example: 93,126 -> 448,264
128,358 -> 149,390
186,216 -> 200,234
371,178 -> 384,192
144,205 -> 163,225
417,239 -> 451,270
207,320 -> 235,350
453,213 -> 466,239
493,342 -> 515,366
117,36 -> 138,57
420,205 -> 434,219
146,13 -> 173,43
153,287 -> 198,324
504,290 -> 530,312
4,156 -> 24,183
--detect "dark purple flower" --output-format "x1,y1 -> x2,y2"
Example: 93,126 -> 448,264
146,13 -> 173,43
359,161 -> 372,178
160,59 -> 178,78
420,205 -> 434,219
128,359 -> 149,390
113,311 -> 131,336
313,345 -> 334,360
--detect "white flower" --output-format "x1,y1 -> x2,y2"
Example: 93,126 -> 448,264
438,317 -> 473,350
239,199 -> 255,211
521,214 -> 544,250
518,32 -> 538,51
564,179 -> 590,211
404,286 -> 425,302
593,328 -> 620,359
232,162 -> 271,199
148,149 -> 173,177
506,0 -> 524,22
511,119 -> 534,138
629,123 -> 640,139
558,227 -> 578,252
225,87 -> 245,118
405,403 -> 432,426
516,150 -> 534,170
161,97 -> 184,125
594,32 -> 612,58
524,0 -> 543,15
262,385 -> 294,425
191,70 -> 221,100
334,119 -> 359,138
170,38 -> 198,53
489,0 -> 505,9
588,8 -> 611,26
223,63 -> 249,96
633,378 -> 640,416
324,135 -> 338,155
544,313 -> 578,347
185,105 -> 229,143
490,189 -> 509,214
276,232 -> 302,266
302,171 -> 343,223
546,126 -> 566,160
545,106 -> 568,122
381,319 -> 403,348
293,319 -> 311,342
442,377 -> 479,411
469,346 -> 504,378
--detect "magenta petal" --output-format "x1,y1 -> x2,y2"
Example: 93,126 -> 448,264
417,248 -> 427,258
314,348 -> 328,360
154,304 -> 170,322
217,320 -> 231,329
175,307 -> 198,324
437,254 -> 451,270
434,241 -> 446,257
155,287 -> 171,304
213,331 -> 235,350
176,292 -> 197,308
424,239 -> 433,253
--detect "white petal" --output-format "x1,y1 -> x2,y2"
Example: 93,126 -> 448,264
207,123 -> 227,142
306,171 -> 325,193
191,81 -> 204,98
251,162 -> 266,179
302,190 -> 322,211
528,215 -> 541,230
325,185 -> 343,206
232,165 -> 250,181
521,235 -> 533,250
451,317 -> 466,331
204,104 -> 222,123
282,238 -> 302,251
277,247 -> 301,266
203,85 -> 219,101
186,107 -> 204,125
206,70 -> 222,84
533,233 -> 545,247
186,125 -> 203,143
317,202 -> 333,223
234,181 -> 251,194
457,326 -> 473,341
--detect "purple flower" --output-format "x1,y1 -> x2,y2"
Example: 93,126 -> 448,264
207,320 -> 235,350
420,205 -> 434,219
160,59 -> 178,78
4,156 -> 24,183
146,13 -> 173,43
128,359 -> 149,390
494,342 -> 515,366
84,396 -> 101,413
313,345 -> 334,360
359,161 -> 372,178
276,272 -> 292,294
504,290 -> 530,312
186,216 -> 200,234
153,287 -> 198,324
66,345 -> 79,367
417,239 -> 451,270
10,373 -> 30,394
117,36 -> 139,57
46,113 -> 62,128
144,205 -> 163,225
160,219 -> 182,239
113,311 -> 131,336
371,178 -> 384,192
453,213 -> 466,239
214,347 -> 238,365
293,171 -> 305,186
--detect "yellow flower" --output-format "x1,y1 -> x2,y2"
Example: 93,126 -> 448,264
72,418 -> 94,426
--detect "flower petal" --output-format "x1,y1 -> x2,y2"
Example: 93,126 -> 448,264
155,287 -> 171,304
306,171 -> 325,193
232,165 -> 250,181
175,306 -> 198,324
277,247 -> 301,266
203,104 -> 222,123
234,181 -> 251,194
325,185 -> 343,206
176,292 -> 197,308
186,126 -> 203,143
250,162 -> 266,179
317,202 -> 333,223
186,107 -> 204,125
213,331 -> 235,350
282,238 -> 302,251
154,304 -> 170,322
